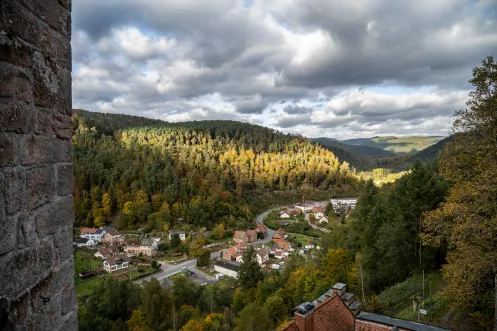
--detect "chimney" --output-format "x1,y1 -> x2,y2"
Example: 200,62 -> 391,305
294,311 -> 314,331
341,293 -> 354,307
349,302 -> 361,316
332,282 -> 347,297
293,302 -> 315,331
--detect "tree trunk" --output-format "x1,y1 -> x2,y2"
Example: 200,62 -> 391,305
495,273 -> 497,331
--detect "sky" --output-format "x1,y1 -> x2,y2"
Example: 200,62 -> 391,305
72,0 -> 497,139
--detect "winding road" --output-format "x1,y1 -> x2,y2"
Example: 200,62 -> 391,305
136,204 -> 305,284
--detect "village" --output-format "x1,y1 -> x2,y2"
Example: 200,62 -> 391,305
73,198 -> 358,290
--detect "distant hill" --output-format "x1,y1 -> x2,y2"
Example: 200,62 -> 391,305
409,136 -> 453,163
341,136 -> 446,155
311,138 -> 395,158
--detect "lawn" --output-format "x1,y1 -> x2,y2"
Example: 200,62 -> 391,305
289,233 -> 318,247
73,248 -> 104,298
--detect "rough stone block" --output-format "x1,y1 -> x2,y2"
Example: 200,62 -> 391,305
54,225 -> 72,263
36,110 -> 72,139
0,32 -> 35,69
0,61 -> 34,104
31,290 -> 62,331
56,163 -> 73,196
38,236 -> 57,271
21,135 -> 72,165
0,215 -> 17,256
38,23 -> 71,71
18,0 -> 71,38
60,281 -> 76,316
9,291 -> 30,328
0,0 -> 39,45
1,168 -> 25,215
26,166 -> 54,210
59,311 -> 77,331
17,212 -> 37,249
0,134 -> 16,167
34,196 -> 73,238
0,101 -> 35,134
0,248 -> 38,298
32,52 -> 72,115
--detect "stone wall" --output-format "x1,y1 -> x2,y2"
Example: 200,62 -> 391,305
0,0 -> 77,330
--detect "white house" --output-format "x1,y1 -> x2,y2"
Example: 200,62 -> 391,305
73,237 -> 96,248
214,261 -> 240,279
279,211 -> 291,219
103,253 -> 129,273
168,231 -> 186,241
80,228 -> 105,242
319,216 -> 329,224
256,247 -> 269,267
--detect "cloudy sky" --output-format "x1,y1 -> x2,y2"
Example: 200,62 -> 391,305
72,0 -> 497,139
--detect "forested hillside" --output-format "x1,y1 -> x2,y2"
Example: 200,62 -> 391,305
342,136 -> 445,155
72,111 -> 358,232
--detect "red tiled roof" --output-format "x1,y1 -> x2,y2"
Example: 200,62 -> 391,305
227,247 -> 239,258
80,227 -> 97,234
233,230 -> 247,240
247,229 -> 256,236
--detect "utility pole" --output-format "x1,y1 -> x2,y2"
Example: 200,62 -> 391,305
359,261 -> 365,302
422,270 -> 425,308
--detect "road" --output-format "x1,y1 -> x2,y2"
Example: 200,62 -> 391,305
137,203 -> 323,285
135,259 -> 197,283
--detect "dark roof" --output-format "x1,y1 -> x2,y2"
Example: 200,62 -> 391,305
349,302 -> 361,310
101,226 -> 114,232
95,229 -> 104,235
332,282 -> 346,290
105,254 -> 129,266
356,312 -> 452,331
341,293 -> 354,301
214,260 -> 240,272
73,237 -> 89,243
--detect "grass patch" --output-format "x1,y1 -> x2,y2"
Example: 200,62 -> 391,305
396,293 -> 450,324
289,233 -> 318,247
378,271 -> 444,314
74,248 -> 104,298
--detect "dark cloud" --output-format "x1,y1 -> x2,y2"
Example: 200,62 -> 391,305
71,0 -> 497,138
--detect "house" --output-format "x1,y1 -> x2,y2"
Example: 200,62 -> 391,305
80,228 -> 104,242
274,238 -> 292,251
279,210 -> 292,218
168,231 -> 186,241
233,231 -> 248,244
256,247 -> 269,267
288,208 -> 303,217
272,227 -> 286,240
312,206 -> 326,219
279,283 -> 450,331
124,238 -> 158,257
103,253 -> 129,273
255,223 -> 267,238
214,261 -> 240,279
73,237 -> 96,248
94,245 -> 120,259
330,198 -> 357,214
246,230 -> 257,243
318,215 -> 329,224
279,289 -> 355,331
222,242 -> 247,261
103,230 -> 125,245
294,202 -> 319,214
